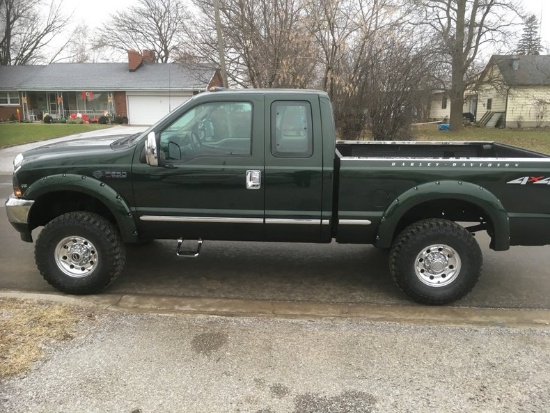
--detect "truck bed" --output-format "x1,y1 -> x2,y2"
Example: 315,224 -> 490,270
335,141 -> 549,159
334,139 -> 550,248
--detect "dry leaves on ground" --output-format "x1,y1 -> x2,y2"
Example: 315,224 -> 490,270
0,298 -> 96,380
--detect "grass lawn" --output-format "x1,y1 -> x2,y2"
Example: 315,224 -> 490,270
0,123 -> 112,148
412,124 -> 550,154
1,121 -> 549,154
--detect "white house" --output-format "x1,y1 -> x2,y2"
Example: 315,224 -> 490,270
429,90 -> 477,123
477,55 -> 550,128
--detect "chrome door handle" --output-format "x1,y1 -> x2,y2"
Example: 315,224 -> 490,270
246,170 -> 261,189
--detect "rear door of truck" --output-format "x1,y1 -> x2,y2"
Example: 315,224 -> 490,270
263,93 -> 326,242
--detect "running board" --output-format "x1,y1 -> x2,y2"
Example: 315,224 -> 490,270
176,238 -> 203,257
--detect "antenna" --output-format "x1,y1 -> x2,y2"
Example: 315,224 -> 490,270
540,5 -> 543,36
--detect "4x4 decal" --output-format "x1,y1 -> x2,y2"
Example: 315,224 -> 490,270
507,176 -> 550,185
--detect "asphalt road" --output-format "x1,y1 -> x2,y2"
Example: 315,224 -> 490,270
2,173 -> 550,309
2,135 -> 550,413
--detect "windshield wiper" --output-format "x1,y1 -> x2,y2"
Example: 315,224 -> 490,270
111,133 -> 140,147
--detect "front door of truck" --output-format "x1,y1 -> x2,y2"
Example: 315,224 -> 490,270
264,95 -> 325,242
132,94 -> 265,241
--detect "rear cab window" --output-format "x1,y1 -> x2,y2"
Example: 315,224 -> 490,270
271,101 -> 313,158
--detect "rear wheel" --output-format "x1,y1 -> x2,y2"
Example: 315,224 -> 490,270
389,219 -> 482,305
35,212 -> 125,294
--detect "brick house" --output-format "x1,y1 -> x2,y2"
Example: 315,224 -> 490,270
0,50 -> 222,125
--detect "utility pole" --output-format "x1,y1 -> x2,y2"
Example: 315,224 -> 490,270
214,0 -> 228,88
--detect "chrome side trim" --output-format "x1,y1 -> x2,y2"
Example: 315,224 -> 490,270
140,216 -> 263,224
265,219 -> 320,225
5,196 -> 34,225
140,216 -> 330,225
339,219 -> 372,226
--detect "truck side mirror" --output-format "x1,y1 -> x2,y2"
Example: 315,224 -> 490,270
145,131 -> 159,166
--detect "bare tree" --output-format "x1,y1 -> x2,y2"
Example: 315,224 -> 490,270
49,24 -> 111,63
184,0 -> 436,140
307,0 -> 421,140
413,0 -> 521,131
533,98 -> 549,128
366,36 -> 435,140
306,0 -> 365,138
186,0 -> 318,88
95,0 -> 189,63
0,0 -> 69,65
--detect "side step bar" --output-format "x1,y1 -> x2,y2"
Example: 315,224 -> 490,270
176,238 -> 203,257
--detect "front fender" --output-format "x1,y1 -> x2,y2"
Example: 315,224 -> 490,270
23,174 -> 138,242
376,180 -> 510,251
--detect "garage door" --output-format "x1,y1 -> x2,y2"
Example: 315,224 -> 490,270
127,95 -> 190,125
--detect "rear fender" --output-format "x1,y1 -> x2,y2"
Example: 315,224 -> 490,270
376,181 -> 510,251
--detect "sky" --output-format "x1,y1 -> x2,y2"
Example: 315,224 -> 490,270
60,0 -> 550,53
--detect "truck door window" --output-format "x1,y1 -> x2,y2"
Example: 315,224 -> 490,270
271,101 -> 313,158
159,101 -> 252,161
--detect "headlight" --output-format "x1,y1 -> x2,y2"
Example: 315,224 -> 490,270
13,153 -> 23,172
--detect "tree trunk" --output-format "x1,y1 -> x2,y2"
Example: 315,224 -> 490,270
449,0 -> 466,132
450,63 -> 465,131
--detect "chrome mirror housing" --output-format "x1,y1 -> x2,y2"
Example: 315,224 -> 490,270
145,131 -> 158,166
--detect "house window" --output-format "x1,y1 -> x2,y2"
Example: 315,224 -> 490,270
0,92 -> 20,105
441,96 -> 447,110
487,98 -> 492,110
76,91 -> 109,113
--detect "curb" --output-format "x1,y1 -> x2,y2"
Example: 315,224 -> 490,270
1,290 -> 549,328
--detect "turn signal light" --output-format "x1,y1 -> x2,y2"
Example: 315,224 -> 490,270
14,188 -> 22,198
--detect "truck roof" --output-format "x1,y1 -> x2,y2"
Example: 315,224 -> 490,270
207,87 -> 329,97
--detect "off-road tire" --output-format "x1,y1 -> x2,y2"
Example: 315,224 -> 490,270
35,212 -> 126,294
389,218 -> 482,305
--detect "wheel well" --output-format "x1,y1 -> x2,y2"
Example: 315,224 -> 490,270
28,191 -> 116,231
394,199 -> 494,239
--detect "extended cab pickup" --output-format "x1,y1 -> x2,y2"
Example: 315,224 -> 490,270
6,89 -> 550,304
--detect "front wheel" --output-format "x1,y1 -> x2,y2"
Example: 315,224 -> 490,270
389,219 -> 482,305
35,212 -> 126,294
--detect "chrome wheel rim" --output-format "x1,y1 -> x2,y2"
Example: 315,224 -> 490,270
415,244 -> 461,287
54,236 -> 98,278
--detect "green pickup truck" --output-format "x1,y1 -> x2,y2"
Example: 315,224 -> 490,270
5,89 -> 550,304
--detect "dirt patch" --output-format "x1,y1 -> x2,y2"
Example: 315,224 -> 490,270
0,298 -> 97,380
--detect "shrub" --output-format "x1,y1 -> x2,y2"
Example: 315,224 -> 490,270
516,116 -> 524,129
43,115 -> 53,124
113,115 -> 128,125
98,115 -> 110,124
67,117 -> 83,124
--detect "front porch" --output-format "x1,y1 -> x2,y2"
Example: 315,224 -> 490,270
21,91 -> 116,122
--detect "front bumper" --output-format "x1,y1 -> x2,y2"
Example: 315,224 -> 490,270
5,195 -> 34,242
